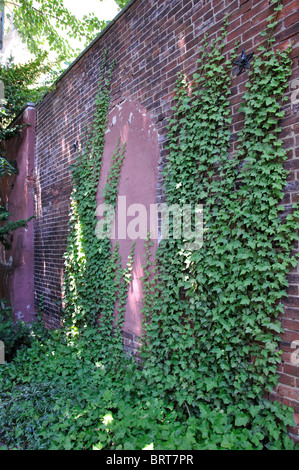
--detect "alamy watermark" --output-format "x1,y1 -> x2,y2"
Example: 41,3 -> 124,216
291,340 -> 299,366
291,78 -> 299,108
95,196 -> 203,251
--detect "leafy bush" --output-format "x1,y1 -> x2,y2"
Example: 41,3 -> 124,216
0,299 -> 32,362
0,325 -> 297,450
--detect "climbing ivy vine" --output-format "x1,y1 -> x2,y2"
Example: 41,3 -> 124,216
62,52 -> 135,366
140,0 -> 299,447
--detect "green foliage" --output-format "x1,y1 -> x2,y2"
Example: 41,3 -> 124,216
0,55 -> 50,133
62,52 -> 135,370
0,210 -> 34,249
0,176 -> 34,249
115,0 -> 131,9
0,158 -> 16,177
5,0 -> 110,64
0,56 -> 46,247
0,2 -> 298,451
0,0 -> 131,139
3,0 -> 130,74
0,56 -> 45,248
0,299 -> 31,362
0,323 -> 297,450
140,4 -> 298,448
0,326 -> 182,450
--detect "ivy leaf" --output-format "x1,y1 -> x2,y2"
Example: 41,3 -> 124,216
235,413 -> 250,427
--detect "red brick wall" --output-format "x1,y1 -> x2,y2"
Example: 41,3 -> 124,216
34,0 -> 299,438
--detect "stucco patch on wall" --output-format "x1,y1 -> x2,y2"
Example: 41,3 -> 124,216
96,100 -> 159,337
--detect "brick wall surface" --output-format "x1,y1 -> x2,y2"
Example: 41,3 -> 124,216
34,0 -> 299,438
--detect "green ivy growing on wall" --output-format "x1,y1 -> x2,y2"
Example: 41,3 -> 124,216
62,0 -> 299,448
140,1 -> 299,446
62,52 -> 135,367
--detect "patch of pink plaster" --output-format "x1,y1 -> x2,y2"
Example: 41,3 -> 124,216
96,100 -> 159,337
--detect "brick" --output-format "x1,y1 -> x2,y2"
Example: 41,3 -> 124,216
280,0 -> 299,20
227,20 -> 251,42
284,12 -> 299,28
242,19 -> 270,42
282,318 -> 299,331
284,363 -> 299,377
283,296 -> 299,307
284,159 -> 299,171
278,372 -> 296,387
278,384 -> 299,402
275,21 -> 299,42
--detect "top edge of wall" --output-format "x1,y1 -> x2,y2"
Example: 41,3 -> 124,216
8,102 -> 35,129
